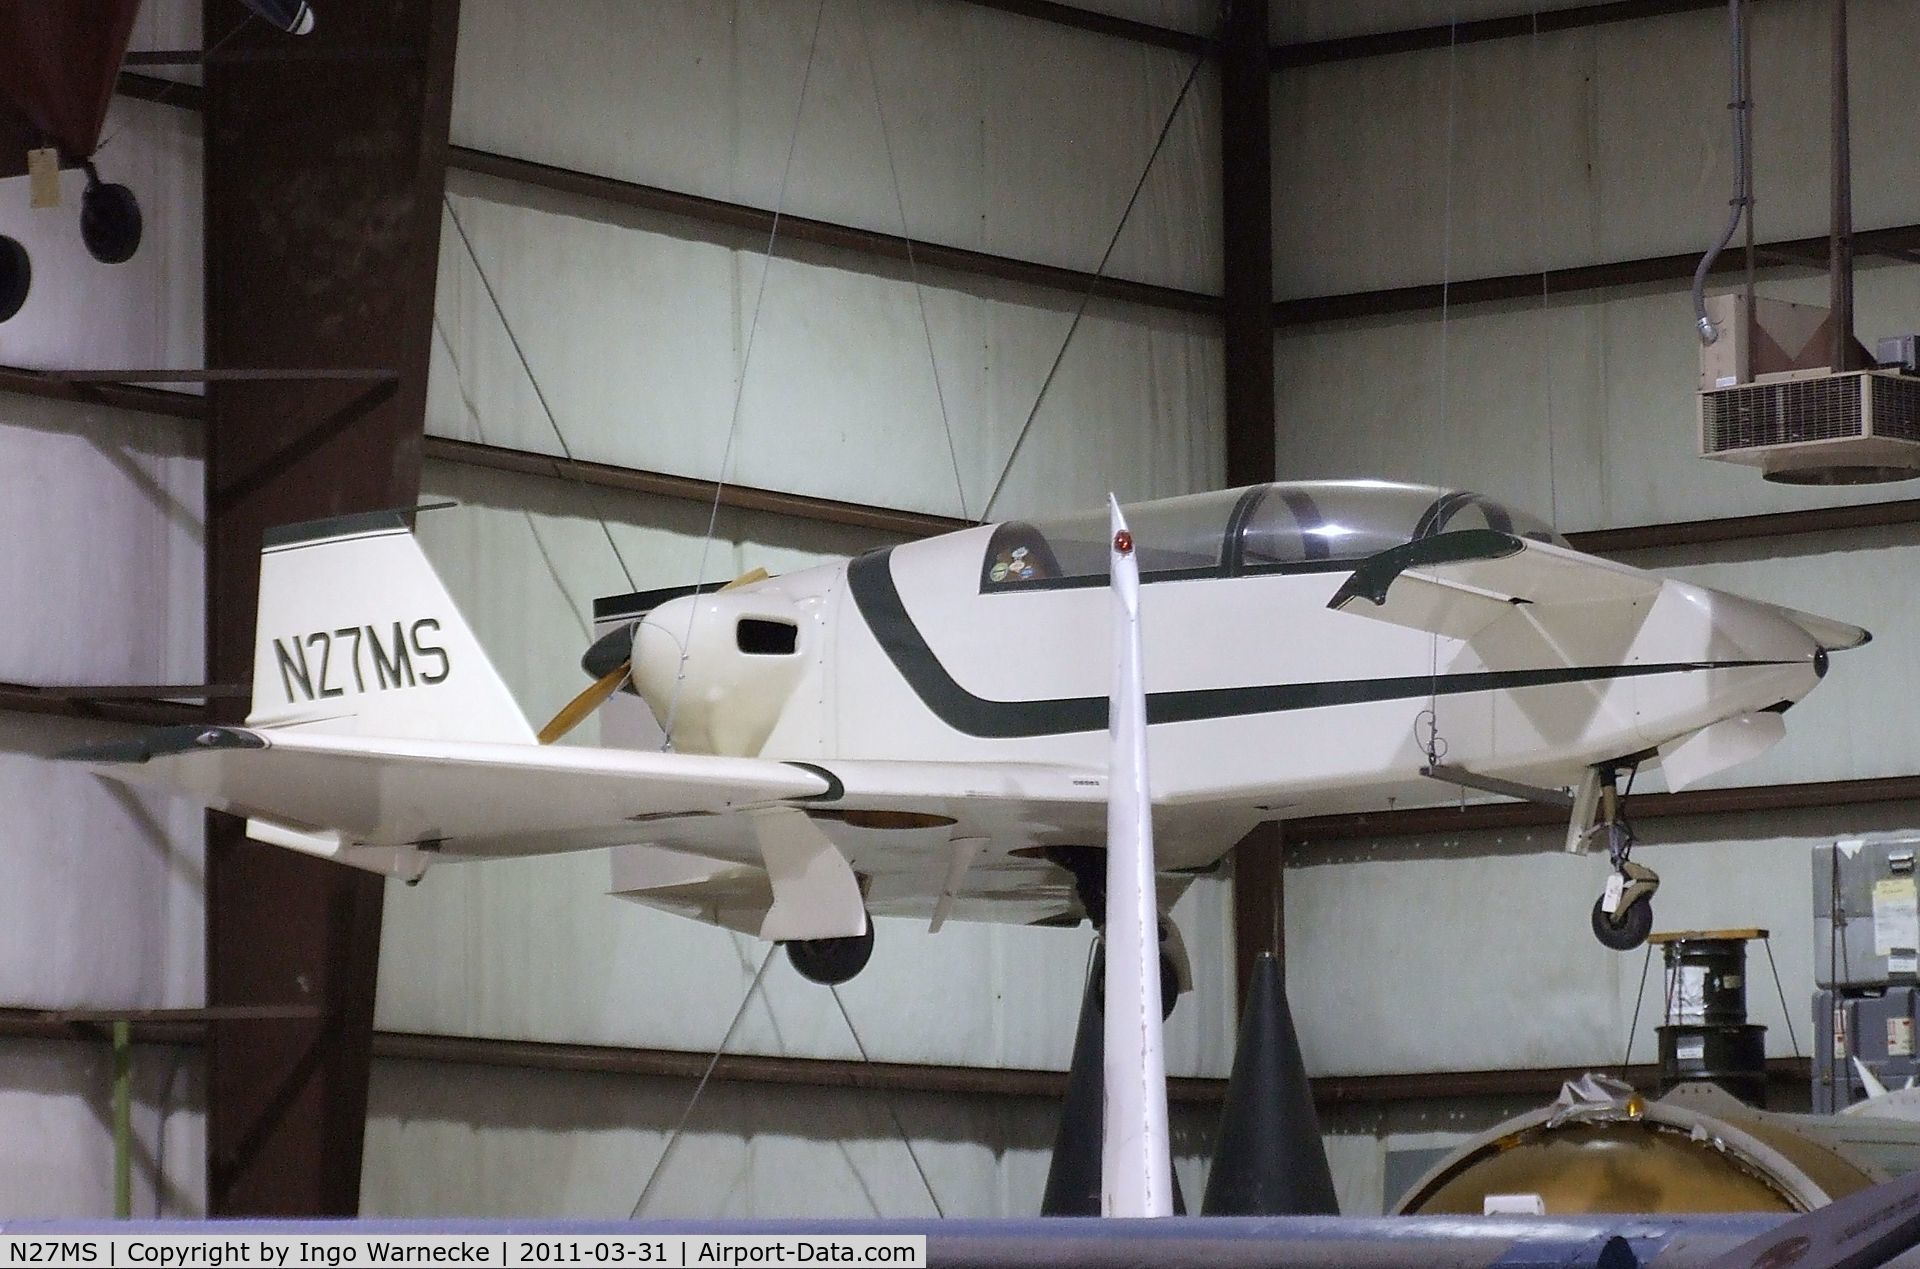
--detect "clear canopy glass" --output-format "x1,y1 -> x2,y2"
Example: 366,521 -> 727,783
980,481 -> 1566,589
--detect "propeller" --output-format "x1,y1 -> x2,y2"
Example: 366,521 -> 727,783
534,567 -> 771,745
536,663 -> 629,745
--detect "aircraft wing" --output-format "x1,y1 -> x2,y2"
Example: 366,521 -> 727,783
62,724 -> 832,856
1327,529 -> 1662,640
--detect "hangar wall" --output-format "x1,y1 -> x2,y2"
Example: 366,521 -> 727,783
2,0 -> 1911,1226
0,13 -> 209,1214
1271,0 -> 1920,1212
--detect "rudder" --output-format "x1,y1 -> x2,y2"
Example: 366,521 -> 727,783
247,509 -> 535,742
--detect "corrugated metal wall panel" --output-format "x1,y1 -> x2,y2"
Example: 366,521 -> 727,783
0,1039 -> 203,1217
361,1054 -> 1217,1218
1283,802 -> 1913,1078
1274,0 -> 1918,298
430,179 -> 1224,523
1274,264 -> 1920,531
450,0 -> 1220,295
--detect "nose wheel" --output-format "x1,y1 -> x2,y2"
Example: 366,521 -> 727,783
1591,859 -> 1659,951
1575,764 -> 1659,951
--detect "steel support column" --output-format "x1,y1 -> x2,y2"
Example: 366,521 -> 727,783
201,0 -> 459,1215
1220,0 -> 1281,1004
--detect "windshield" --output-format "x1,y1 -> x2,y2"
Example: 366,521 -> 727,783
980,481 -> 1565,591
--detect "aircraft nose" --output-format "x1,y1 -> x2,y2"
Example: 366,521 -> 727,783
1700,587 -> 1826,668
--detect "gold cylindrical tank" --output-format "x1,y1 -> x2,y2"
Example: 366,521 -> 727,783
1395,1080 -> 1919,1216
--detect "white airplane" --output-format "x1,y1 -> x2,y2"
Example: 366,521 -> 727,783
57,479 -> 1867,989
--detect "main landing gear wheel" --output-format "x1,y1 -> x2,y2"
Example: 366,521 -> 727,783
1591,892 -> 1654,951
1575,763 -> 1660,952
1590,859 -> 1660,952
786,922 -> 875,985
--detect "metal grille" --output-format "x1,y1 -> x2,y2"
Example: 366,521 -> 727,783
1872,375 -> 1920,442
1703,376 -> 1863,453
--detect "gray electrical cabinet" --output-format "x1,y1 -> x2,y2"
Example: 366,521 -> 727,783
1814,987 -> 1920,1114
1812,836 -> 1920,990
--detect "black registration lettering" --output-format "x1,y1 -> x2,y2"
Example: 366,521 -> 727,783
309,631 -> 345,698
369,621 -> 415,688
410,617 -> 451,684
334,626 -> 366,691
274,636 -> 314,703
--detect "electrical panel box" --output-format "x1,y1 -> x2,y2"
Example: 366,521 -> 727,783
1813,836 -> 1920,990
1879,334 -> 1920,373
1813,987 -> 1920,1114
1698,293 -> 1835,392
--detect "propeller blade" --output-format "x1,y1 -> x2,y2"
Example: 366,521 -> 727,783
537,662 -> 630,745
720,567 -> 769,591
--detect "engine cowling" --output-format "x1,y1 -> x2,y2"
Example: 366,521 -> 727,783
628,591 -> 808,756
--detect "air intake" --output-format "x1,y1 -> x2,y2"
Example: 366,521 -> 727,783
1699,370 -> 1920,484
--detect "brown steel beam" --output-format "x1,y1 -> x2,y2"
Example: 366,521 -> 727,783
1276,223 -> 1920,327
1313,1056 -> 1810,1105
422,436 -> 973,540
6,682 -> 246,700
0,363 -> 209,420
368,1031 -> 1812,1109
6,348 -> 1919,565
1288,774 -> 1920,849
951,1 -> 1214,56
201,0 -> 460,1217
7,338 -> 1914,556
1220,0 -> 1282,1006
114,70 -> 203,112
447,146 -> 1221,318
1272,0 -> 1737,69
1566,497 -> 1920,553
43,369 -> 395,384
0,681 -> 207,728
0,1007 -> 1810,1108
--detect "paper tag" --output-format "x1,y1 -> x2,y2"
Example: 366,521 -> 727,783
27,147 -> 60,209
1677,1037 -> 1706,1061
1890,1018 -> 1914,1058
1602,871 -> 1625,915
1670,965 -> 1708,1024
1874,877 -> 1919,956
1836,1003 -> 1850,1060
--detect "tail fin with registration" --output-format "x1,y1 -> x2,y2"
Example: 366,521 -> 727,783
247,509 -> 534,743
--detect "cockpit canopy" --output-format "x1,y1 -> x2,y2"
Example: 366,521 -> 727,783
981,481 -> 1567,591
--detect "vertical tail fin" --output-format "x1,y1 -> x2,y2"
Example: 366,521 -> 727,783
246,510 -> 535,743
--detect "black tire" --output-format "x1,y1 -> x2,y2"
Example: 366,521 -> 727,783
1591,894 -> 1653,951
81,180 -> 142,264
0,235 -> 27,322
786,922 -> 875,985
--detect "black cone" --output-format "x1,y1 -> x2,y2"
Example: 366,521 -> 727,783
1201,951 -> 1338,1215
1041,943 -> 1184,1215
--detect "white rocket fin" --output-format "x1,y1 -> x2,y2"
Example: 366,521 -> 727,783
1100,494 -> 1173,1219
1856,1057 -> 1891,1100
